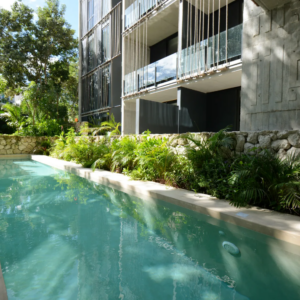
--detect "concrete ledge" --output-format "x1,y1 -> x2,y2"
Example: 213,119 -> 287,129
0,264 -> 8,300
1,155 -> 300,246
0,154 -> 31,160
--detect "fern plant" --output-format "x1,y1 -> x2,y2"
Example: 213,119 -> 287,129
110,136 -> 137,172
229,151 -> 300,214
93,113 -> 121,136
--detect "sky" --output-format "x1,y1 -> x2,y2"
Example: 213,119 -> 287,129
0,0 -> 79,37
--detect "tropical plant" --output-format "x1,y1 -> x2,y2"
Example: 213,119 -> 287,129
2,103 -> 23,129
128,132 -> 177,183
16,119 -> 62,137
94,113 -> 121,136
110,136 -> 137,172
69,137 -> 110,168
48,127 -> 300,215
34,138 -> 52,155
229,151 -> 300,214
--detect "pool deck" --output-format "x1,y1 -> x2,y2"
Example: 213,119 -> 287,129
0,264 -> 8,300
1,154 -> 300,247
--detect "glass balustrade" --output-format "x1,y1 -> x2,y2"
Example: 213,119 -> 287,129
125,0 -> 160,29
179,24 -> 243,78
124,24 -> 242,96
124,53 -> 177,95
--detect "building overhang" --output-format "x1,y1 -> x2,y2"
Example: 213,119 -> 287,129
123,61 -> 242,103
251,0 -> 291,11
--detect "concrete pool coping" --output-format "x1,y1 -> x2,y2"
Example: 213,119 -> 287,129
0,264 -> 8,300
1,154 -> 300,247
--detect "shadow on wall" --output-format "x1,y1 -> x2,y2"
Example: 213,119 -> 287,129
179,87 -> 241,133
240,0 -> 300,131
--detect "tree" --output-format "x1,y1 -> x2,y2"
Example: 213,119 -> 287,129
0,76 -> 6,95
60,59 -> 79,122
0,0 -> 78,125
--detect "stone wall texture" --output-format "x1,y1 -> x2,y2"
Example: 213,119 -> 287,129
2,130 -> 300,160
134,130 -> 300,159
0,136 -> 57,155
81,130 -> 300,160
241,0 -> 300,131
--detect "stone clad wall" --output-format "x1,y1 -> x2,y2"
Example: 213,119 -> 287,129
136,130 -> 300,159
241,0 -> 300,131
0,136 -> 57,155
1,130 -> 300,159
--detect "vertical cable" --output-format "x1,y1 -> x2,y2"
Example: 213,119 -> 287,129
217,0 -> 220,67
136,24 -> 138,92
142,21 -> 144,89
202,0 -> 204,72
131,31 -> 134,94
186,0 -> 189,78
198,0 -> 201,74
146,17 -> 148,88
189,0 -> 192,76
206,0 -> 210,71
194,0 -> 198,75
212,0 -> 215,68
226,0 -> 228,64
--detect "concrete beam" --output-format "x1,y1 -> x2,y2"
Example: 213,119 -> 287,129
251,0 -> 291,11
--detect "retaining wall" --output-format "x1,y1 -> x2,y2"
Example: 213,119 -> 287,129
2,129 -> 300,159
0,136 -> 57,155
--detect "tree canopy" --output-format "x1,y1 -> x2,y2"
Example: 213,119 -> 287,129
0,0 -> 77,88
0,0 -> 78,134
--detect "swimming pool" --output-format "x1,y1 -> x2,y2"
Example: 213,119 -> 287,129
0,159 -> 299,300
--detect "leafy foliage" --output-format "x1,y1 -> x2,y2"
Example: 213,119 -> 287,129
110,136 -> 137,172
49,128 -> 300,215
94,113 -> 121,136
1,103 -> 23,128
229,152 -> 300,213
16,119 -> 62,137
0,0 -> 78,132
128,132 -> 177,183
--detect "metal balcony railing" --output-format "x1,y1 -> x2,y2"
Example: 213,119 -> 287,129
123,24 -> 242,96
179,24 -> 243,78
124,0 -> 163,30
124,53 -> 177,95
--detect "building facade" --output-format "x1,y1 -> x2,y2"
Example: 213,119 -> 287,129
79,0 -> 122,125
79,0 -> 300,133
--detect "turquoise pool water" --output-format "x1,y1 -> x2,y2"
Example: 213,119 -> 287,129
0,159 -> 300,300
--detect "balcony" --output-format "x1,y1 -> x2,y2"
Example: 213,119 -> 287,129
125,0 -> 164,30
180,24 -> 243,78
124,53 -> 177,95
123,24 -> 242,97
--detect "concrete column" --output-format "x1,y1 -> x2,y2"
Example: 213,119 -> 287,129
136,99 -> 140,135
123,101 -> 137,134
177,0 -> 184,79
121,0 -> 126,135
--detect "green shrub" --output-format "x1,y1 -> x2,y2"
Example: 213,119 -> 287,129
34,138 -> 52,155
110,136 -> 137,172
49,127 -> 300,215
229,151 -> 300,214
51,128 -> 110,168
16,119 -> 62,136
126,132 -> 177,183
181,128 -> 235,194
70,137 -> 110,168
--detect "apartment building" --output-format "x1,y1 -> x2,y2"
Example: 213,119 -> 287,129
79,0 -> 300,133
79,0 -> 122,125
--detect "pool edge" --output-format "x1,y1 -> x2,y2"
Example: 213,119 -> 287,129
0,264 -> 8,300
4,155 -> 300,246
